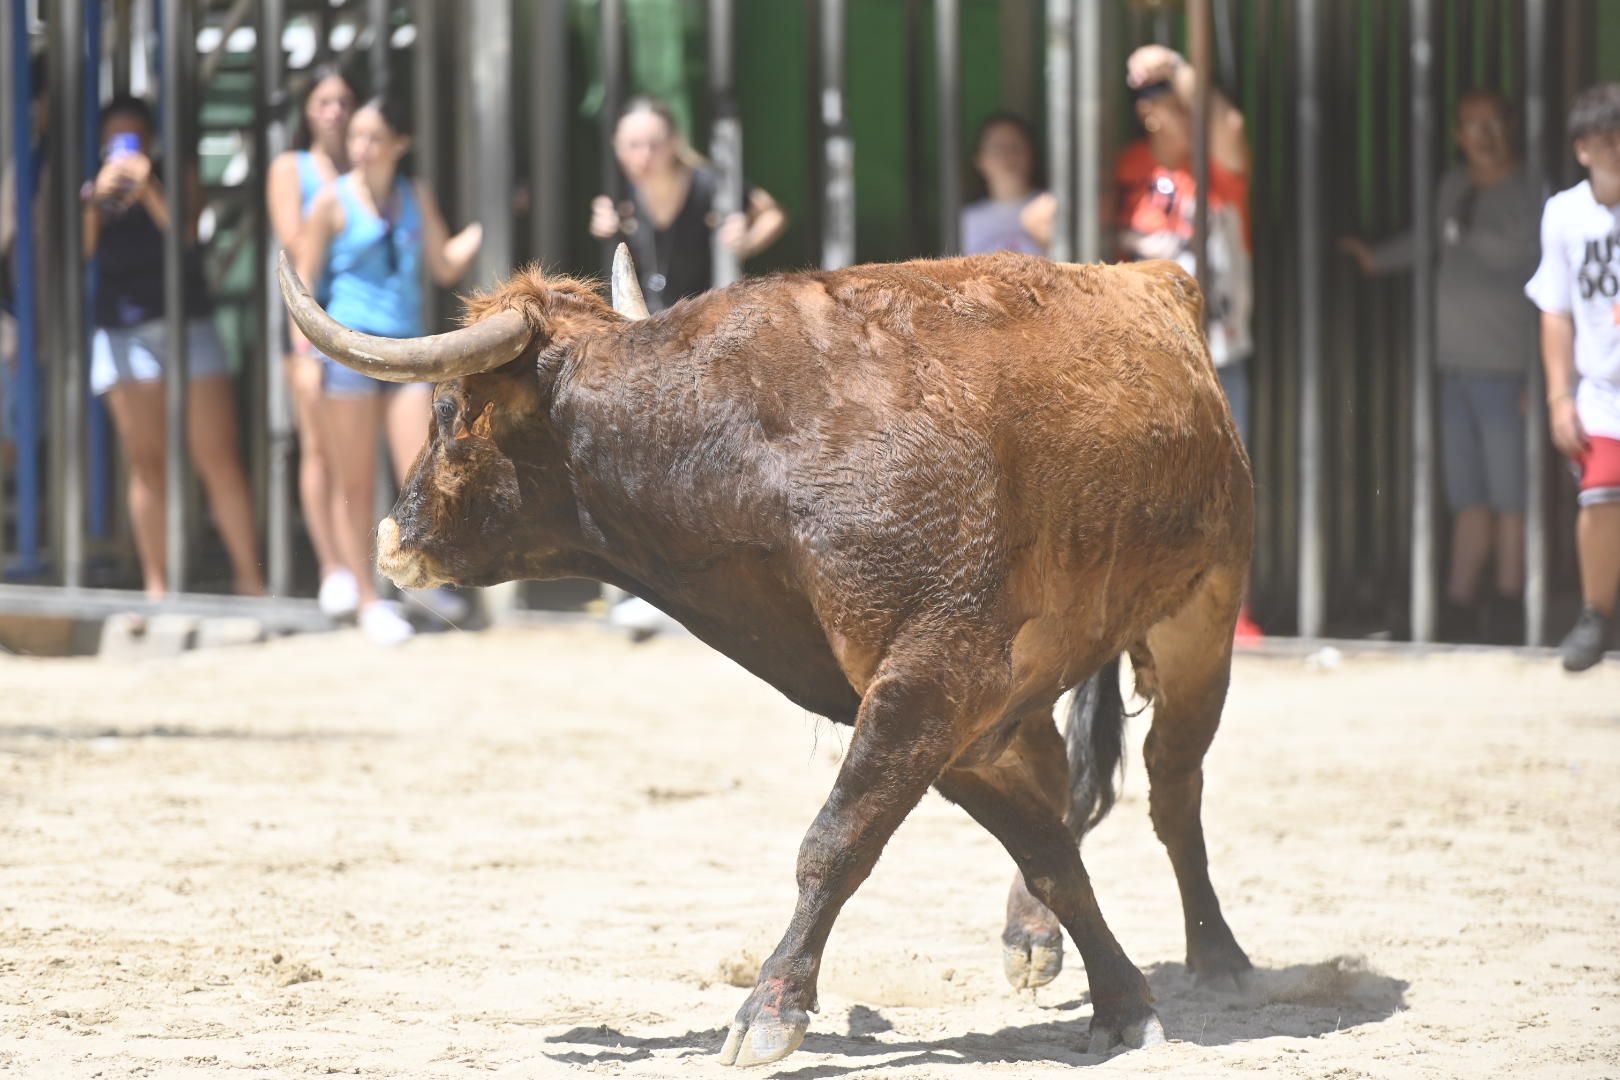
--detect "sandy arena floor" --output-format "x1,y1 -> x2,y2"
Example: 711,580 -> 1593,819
2,625 -> 1618,1078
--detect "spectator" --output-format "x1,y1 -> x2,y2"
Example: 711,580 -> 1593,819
266,64 -> 358,617
589,97 -> 787,314
294,96 -> 482,645
1096,44 -> 1261,642
83,95 -> 263,599
961,112 -> 1045,256
1342,90 -> 1541,643
1525,83 -> 1620,672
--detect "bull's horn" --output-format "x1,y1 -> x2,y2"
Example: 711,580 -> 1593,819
277,250 -> 531,383
611,243 -> 650,320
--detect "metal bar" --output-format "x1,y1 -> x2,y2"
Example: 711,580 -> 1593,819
469,0 -> 513,290
86,1 -> 111,546
0,583 -> 331,633
1189,0 -> 1212,309
369,0 -> 390,100
413,0 -> 442,326
259,0 -> 293,598
1296,0 -> 1325,638
198,0 -> 254,90
1045,0 -> 1074,263
1409,0 -> 1438,643
599,0 -> 624,274
160,0 -> 190,593
0,0 -> 15,573
1074,0 -> 1104,262
597,0 -> 627,610
530,0 -> 568,269
709,0 -> 742,286
819,0 -> 855,270
934,0 -> 961,254
1522,0 -> 1548,646
51,0 -> 89,589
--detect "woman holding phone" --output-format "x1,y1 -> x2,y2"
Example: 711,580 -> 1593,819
83,95 -> 262,600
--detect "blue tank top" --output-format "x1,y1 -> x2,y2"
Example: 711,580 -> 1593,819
324,174 -> 423,339
295,151 -> 334,303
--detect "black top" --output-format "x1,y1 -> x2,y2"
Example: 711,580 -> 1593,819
622,165 -> 753,314
93,176 -> 212,329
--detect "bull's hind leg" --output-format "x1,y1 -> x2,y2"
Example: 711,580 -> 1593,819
1141,565 -> 1252,984
717,655 -> 975,1068
1000,673 -> 1112,990
940,714 -> 1164,1053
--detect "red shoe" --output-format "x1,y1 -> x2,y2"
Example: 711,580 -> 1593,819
1233,608 -> 1264,645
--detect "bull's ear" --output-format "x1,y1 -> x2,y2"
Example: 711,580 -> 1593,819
611,243 -> 650,320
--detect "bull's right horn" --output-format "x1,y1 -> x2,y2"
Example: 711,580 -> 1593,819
277,250 -> 531,383
611,243 -> 650,321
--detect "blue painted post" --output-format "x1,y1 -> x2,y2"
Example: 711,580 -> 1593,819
9,0 -> 41,577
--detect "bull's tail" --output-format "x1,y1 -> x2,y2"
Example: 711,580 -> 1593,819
1062,656 -> 1126,842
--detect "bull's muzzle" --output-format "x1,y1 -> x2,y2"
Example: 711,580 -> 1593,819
375,517 -> 442,590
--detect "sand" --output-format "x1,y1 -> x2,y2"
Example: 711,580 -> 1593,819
2,625 -> 1617,1078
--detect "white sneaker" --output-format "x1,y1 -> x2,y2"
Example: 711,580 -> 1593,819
317,570 -> 360,619
607,596 -> 676,642
359,600 -> 415,646
405,586 -> 470,624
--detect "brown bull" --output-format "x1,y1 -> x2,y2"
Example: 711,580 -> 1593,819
279,244 -> 1253,1067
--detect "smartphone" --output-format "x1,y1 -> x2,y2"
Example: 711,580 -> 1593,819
104,132 -> 141,161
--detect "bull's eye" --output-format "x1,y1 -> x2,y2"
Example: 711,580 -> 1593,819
433,396 -> 458,430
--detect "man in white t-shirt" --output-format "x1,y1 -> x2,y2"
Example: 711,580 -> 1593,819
1525,83 -> 1620,671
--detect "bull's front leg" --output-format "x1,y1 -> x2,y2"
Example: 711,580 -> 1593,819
718,670 -> 960,1067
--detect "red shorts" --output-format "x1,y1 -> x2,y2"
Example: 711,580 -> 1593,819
1575,435 -> 1620,507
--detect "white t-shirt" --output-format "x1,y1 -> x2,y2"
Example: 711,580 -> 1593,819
1524,180 -> 1620,440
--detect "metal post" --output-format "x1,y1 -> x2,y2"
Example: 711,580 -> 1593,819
51,0 -> 89,589
467,0 -> 520,622
1074,0 -> 1105,263
1,0 -> 12,571
468,0 -> 512,290
1296,0 -> 1325,638
1410,0 -> 1438,643
820,0 -> 855,270
85,0 -> 111,546
530,0 -> 568,269
1045,0 -> 1074,263
599,0 -> 624,274
260,0 -> 293,598
1189,0 -> 1212,307
597,0 -> 627,610
708,0 -> 743,287
934,0 -> 961,255
413,0 -> 442,326
368,0 -> 390,100
112,0 -> 132,95
1523,0 -> 1548,646
160,0 -> 190,593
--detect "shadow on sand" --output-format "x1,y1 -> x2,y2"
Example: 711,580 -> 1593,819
540,956 -> 1407,1075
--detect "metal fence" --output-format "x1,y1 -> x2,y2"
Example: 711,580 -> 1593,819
2,0 -> 1616,641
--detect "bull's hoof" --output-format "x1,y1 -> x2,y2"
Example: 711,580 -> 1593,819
718,1012 -> 808,1067
1187,935 -> 1254,990
1087,1011 -> 1167,1055
1002,874 -> 1065,990
1001,935 -> 1064,990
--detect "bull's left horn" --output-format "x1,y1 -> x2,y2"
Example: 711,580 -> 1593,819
277,250 -> 531,383
611,243 -> 650,321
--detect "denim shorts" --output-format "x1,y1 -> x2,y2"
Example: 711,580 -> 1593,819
1440,371 -> 1526,514
90,317 -> 229,396
320,353 -> 430,398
